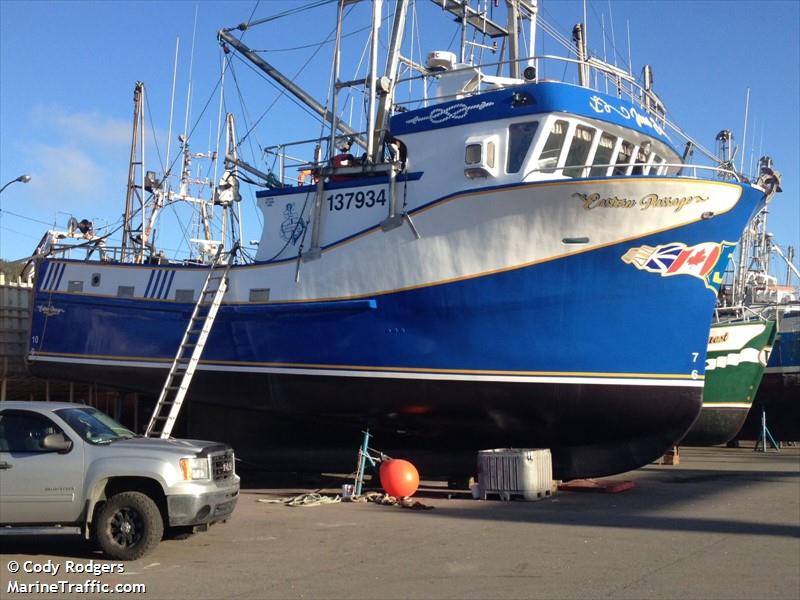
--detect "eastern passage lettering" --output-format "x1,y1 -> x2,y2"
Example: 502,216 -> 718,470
575,192 -> 708,212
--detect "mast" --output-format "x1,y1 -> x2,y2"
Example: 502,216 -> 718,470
121,82 -> 145,263
366,0 -> 382,161
506,0 -> 520,79
372,0 -> 409,163
431,0 -> 508,79
329,0 -> 345,162
225,113 -> 243,251
523,1 -> 538,72
572,23 -> 589,87
460,2 -> 468,63
218,28 -> 366,150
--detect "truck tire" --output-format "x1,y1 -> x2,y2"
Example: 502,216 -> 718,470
95,491 -> 164,560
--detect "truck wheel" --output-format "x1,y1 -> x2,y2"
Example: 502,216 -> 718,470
95,491 -> 164,560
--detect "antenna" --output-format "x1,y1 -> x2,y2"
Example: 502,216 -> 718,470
183,5 -> 199,144
607,0 -> 618,68
748,117 -> 757,177
601,13 -> 608,93
625,19 -> 632,75
165,37 -> 180,179
740,87 -> 750,174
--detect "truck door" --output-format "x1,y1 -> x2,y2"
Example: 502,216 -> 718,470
0,410 -> 85,524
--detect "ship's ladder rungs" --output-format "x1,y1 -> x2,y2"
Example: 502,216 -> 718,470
145,248 -> 234,439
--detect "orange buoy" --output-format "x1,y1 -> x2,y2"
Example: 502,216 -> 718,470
379,459 -> 420,497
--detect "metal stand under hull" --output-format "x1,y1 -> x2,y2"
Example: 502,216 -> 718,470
28,361 -> 700,480
736,374 -> 800,441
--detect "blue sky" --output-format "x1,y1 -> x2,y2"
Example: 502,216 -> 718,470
1,0 -> 798,281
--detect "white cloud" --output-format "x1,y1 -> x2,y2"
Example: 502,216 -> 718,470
30,105 -> 133,147
18,142 -> 126,218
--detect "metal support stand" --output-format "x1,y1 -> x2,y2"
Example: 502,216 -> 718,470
354,430 -> 390,496
754,407 -> 779,452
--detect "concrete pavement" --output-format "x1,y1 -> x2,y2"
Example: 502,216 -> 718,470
2,445 -> 798,599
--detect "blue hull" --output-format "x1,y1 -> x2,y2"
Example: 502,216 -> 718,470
28,182 -> 765,477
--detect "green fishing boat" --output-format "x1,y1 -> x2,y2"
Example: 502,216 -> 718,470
683,318 -> 777,445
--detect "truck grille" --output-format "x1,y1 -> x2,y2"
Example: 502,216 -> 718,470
212,451 -> 235,482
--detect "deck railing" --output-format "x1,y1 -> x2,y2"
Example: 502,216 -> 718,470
266,53 -> 727,185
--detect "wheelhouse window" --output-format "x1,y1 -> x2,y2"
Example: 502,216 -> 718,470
651,155 -> 665,175
464,135 -> 498,179
537,119 -> 569,174
506,121 -> 539,173
632,143 -> 651,175
590,133 -> 617,177
563,125 -> 596,178
465,144 -> 482,164
486,143 -> 496,168
613,141 -> 634,175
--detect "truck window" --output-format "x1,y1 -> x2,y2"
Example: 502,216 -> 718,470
563,125 -> 596,178
507,121 -> 539,173
0,412 -> 61,453
56,407 -> 134,445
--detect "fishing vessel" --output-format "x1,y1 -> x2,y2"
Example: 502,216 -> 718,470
755,305 -> 800,441
24,1 -> 781,478
733,243 -> 800,441
682,315 -> 776,446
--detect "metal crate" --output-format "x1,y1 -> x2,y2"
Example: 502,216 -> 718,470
478,448 -> 553,501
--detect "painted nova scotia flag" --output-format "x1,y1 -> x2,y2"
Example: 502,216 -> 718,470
621,241 -> 735,292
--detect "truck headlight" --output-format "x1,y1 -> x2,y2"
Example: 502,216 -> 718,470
179,457 -> 210,480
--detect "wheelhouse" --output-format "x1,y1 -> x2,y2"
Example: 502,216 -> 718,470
452,111 -> 681,185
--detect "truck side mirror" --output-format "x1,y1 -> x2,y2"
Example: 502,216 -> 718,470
41,433 -> 73,453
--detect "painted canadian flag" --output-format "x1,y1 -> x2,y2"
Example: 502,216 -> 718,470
664,242 -> 722,277
621,241 -> 735,292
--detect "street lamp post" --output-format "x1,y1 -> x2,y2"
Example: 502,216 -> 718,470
0,174 -> 32,259
0,174 -> 31,195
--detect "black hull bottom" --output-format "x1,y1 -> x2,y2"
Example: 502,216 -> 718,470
681,407 -> 749,446
736,374 -> 800,441
28,361 -> 701,480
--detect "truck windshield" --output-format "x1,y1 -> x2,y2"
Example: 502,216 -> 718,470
55,407 -> 135,445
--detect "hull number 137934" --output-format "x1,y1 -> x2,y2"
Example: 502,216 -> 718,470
327,189 -> 386,211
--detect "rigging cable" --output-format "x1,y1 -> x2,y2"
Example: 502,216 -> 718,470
146,1 -> 264,260
145,96 -> 166,172
233,2 -> 359,150
224,0 -> 337,32
250,20 -> 377,54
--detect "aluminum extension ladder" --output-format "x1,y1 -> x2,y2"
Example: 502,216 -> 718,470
145,248 -> 233,438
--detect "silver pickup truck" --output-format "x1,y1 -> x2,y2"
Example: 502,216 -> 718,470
0,401 -> 240,560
